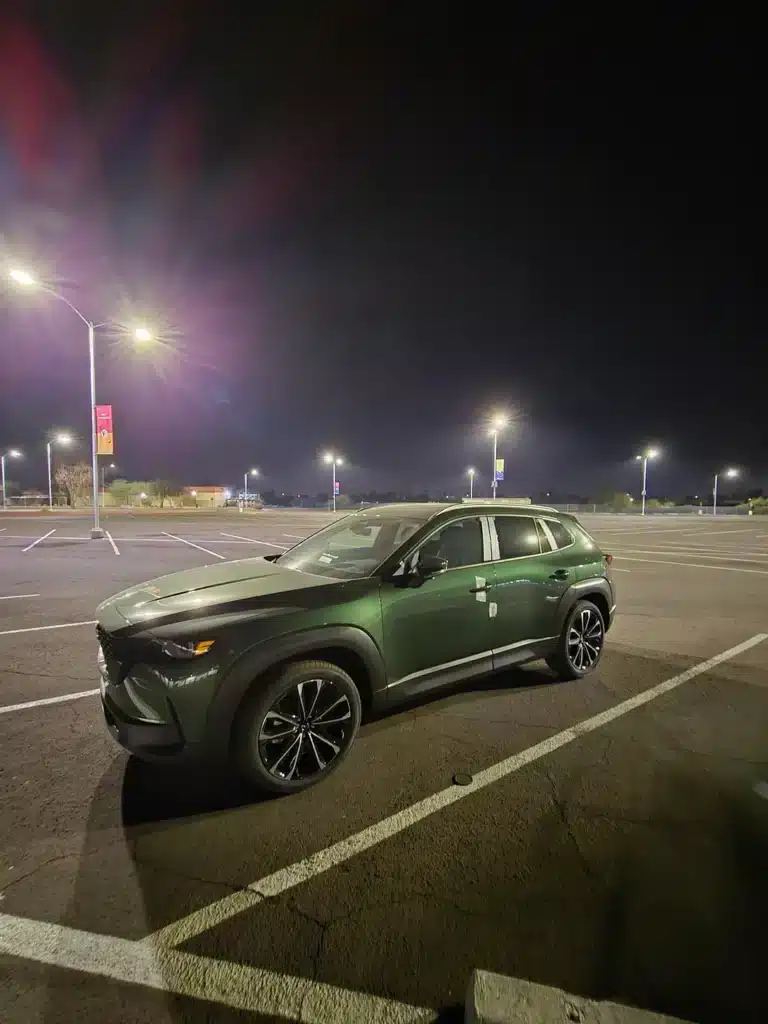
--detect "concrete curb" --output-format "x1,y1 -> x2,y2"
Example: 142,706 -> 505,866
465,971 -> 693,1024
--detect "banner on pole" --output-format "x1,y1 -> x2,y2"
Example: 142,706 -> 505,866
334,480 -> 340,495
494,458 -> 504,482
96,405 -> 114,455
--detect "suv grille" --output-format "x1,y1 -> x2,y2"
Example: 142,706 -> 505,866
97,625 -> 156,665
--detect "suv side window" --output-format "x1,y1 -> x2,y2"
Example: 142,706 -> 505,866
418,517 -> 485,569
535,519 -> 553,552
544,519 -> 574,550
495,516 -> 540,559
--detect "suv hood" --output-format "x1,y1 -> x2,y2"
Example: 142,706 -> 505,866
99,556 -> 333,626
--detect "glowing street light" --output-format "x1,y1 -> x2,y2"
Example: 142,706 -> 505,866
1,448 -> 22,507
46,432 -> 73,508
243,467 -> 259,508
323,452 -> 344,512
488,414 -> 508,499
9,267 -> 153,538
713,467 -> 739,517
467,467 -> 476,499
634,447 -> 660,516
10,269 -> 35,286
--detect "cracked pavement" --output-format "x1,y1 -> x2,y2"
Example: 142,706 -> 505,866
1,511 -> 768,1022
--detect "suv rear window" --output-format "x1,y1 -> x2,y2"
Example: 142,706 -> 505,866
544,519 -> 573,550
495,516 -> 540,559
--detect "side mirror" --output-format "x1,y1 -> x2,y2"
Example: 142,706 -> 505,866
417,553 -> 448,579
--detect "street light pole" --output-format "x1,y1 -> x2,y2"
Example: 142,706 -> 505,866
9,269 -> 152,539
47,443 -> 54,509
243,468 -> 259,510
713,467 -> 739,516
635,447 -> 660,516
87,322 -> 102,537
323,452 -> 343,512
1,450 -> 22,507
640,456 -> 648,516
491,431 -> 498,499
468,468 -> 475,499
487,414 -> 507,500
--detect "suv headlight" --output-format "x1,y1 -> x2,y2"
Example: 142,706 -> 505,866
159,639 -> 216,660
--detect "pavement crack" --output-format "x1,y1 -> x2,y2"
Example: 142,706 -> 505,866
542,770 -> 598,883
131,852 -> 253,898
3,667 -> 86,681
0,852 -> 76,895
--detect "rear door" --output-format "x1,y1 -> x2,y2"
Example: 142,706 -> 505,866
487,514 -> 566,668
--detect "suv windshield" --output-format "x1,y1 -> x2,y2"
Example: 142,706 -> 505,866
275,512 -> 426,580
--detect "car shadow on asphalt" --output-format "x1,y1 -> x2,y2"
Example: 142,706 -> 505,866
360,662 -> 557,736
118,663 -> 557,828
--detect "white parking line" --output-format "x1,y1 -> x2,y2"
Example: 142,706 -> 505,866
162,532 -> 225,560
0,689 -> 99,716
614,547 -> 768,567
22,528 -> 56,552
0,913 -> 435,1023
615,555 -> 768,575
0,594 -> 41,601
220,532 -> 288,549
148,632 -> 767,947
282,533 -> 304,539
105,530 -> 120,556
0,620 -> 96,637
677,528 -> 759,537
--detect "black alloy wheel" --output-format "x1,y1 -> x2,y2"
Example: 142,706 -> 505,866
546,599 -> 605,680
235,660 -> 362,794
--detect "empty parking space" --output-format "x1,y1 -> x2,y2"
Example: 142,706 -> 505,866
1,510 -> 767,1022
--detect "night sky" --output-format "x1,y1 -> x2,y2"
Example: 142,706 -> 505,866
0,5 -> 763,499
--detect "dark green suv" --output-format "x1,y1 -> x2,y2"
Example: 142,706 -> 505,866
97,502 -> 615,794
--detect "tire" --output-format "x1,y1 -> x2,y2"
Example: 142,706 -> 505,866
546,599 -> 606,680
234,659 -> 362,795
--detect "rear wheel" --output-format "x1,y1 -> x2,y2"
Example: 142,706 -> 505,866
234,659 -> 362,794
546,599 -> 605,680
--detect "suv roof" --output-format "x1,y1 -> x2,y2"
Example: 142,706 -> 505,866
352,501 -> 567,521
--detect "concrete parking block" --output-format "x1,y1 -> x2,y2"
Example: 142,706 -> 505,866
466,970 -> 691,1024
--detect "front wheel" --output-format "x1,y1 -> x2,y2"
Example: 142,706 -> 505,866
234,659 -> 362,795
546,599 -> 605,680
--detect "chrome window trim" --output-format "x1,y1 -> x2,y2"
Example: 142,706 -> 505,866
488,513 -> 550,564
539,516 -> 576,553
538,518 -> 558,551
394,512 -> 494,576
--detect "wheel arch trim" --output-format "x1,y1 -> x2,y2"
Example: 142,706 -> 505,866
202,625 -> 386,755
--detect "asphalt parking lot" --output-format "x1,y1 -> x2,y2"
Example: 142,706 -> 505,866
1,509 -> 767,1023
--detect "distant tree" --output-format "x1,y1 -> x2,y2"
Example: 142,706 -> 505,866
610,492 -> 633,512
153,479 -> 182,507
55,461 -> 92,506
335,493 -> 352,509
3,478 -> 22,498
107,478 -> 134,505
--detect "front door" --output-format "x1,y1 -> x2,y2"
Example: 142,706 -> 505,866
380,515 -> 494,698
488,515 -> 566,667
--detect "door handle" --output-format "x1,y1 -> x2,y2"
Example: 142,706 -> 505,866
549,569 -> 570,580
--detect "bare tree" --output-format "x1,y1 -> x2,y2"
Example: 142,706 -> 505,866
55,462 -> 93,507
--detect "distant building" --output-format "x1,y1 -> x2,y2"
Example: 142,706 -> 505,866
183,486 -> 229,507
